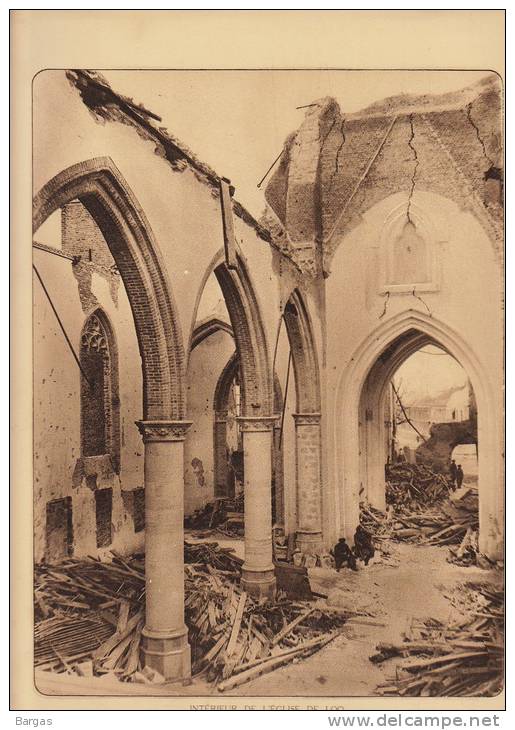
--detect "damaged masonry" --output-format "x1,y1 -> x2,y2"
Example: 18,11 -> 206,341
32,70 -> 503,696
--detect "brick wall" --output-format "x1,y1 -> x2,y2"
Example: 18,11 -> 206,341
62,200 -> 115,268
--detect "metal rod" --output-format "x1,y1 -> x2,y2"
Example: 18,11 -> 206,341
326,115 -> 398,243
32,264 -> 91,387
271,313 -> 284,388
257,149 -> 284,189
279,349 -> 292,450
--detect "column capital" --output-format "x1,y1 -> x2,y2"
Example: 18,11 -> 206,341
293,412 -> 321,425
237,415 -> 279,432
136,420 -> 193,443
214,410 -> 229,423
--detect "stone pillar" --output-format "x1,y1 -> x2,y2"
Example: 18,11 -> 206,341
238,416 -> 277,600
213,410 -> 230,498
293,413 -> 323,553
272,424 -> 285,526
136,419 -> 192,683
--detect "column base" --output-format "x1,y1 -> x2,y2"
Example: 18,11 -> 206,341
241,566 -> 276,600
141,625 -> 191,684
296,530 -> 323,555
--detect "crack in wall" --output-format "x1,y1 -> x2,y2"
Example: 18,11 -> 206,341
412,288 -> 432,316
319,117 -> 337,153
378,290 -> 390,319
466,102 -> 495,170
328,119 -> 347,194
406,115 -> 419,225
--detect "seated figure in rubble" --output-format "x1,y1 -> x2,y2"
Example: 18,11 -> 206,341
330,537 -> 358,572
353,525 -> 375,566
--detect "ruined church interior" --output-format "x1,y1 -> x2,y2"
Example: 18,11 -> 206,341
32,69 -> 503,697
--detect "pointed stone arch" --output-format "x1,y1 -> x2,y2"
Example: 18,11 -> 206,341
34,156 -> 191,681
214,261 -> 273,417
282,288 -> 321,414
334,310 -> 502,559
188,247 -> 273,417
33,156 -> 186,420
79,307 -> 121,473
281,288 -> 323,552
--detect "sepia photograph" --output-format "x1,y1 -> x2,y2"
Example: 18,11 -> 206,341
9,9 -> 505,714
30,66 -> 504,700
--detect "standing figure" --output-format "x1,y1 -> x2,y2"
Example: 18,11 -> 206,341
353,525 -> 375,566
331,538 -> 358,572
456,464 -> 464,489
449,459 -> 458,490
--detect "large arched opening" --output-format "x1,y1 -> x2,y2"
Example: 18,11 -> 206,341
186,249 -> 276,597
335,311 -> 501,560
280,289 -> 323,553
33,157 -> 190,681
358,332 -> 477,508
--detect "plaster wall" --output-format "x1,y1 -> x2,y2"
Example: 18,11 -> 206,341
324,191 -> 503,555
33,70 -> 283,381
33,240 -> 144,562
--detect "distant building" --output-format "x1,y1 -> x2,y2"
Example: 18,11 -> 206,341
394,381 -> 474,450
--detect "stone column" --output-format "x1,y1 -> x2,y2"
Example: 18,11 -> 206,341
136,419 -> 192,683
238,416 -> 277,599
272,424 -> 285,526
213,410 -> 230,498
293,413 -> 323,553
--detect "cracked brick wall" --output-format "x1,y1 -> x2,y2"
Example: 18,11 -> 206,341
265,74 -> 503,275
264,74 -> 504,554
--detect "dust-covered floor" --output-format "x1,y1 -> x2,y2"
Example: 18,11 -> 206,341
35,539 -> 502,698
227,541 -> 502,697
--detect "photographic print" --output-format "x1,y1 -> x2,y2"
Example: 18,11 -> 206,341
11,9 -> 505,711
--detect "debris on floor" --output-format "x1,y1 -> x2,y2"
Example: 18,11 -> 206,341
34,541 -> 356,688
445,523 -> 500,569
361,486 -> 479,548
373,583 -> 503,697
385,463 -> 452,507
185,495 -> 245,535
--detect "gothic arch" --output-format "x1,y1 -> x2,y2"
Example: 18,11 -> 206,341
189,248 -> 273,418
33,157 -> 186,420
213,351 -> 240,415
191,318 -> 234,351
333,310 -> 502,559
212,352 -> 239,498
80,308 -> 121,472
282,288 -> 321,414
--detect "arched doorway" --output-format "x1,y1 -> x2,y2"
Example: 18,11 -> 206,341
213,351 -> 240,500
360,338 -> 477,506
281,289 -> 323,553
33,157 -> 190,681
188,250 -> 275,598
211,351 -> 284,521
335,311 -> 502,560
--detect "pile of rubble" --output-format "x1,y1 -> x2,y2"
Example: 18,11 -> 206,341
362,462 -> 481,556
373,583 -> 503,697
385,463 -> 452,507
185,494 -> 245,536
34,541 -> 354,688
362,496 -> 478,546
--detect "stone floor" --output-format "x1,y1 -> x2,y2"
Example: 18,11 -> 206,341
35,538 -> 502,699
